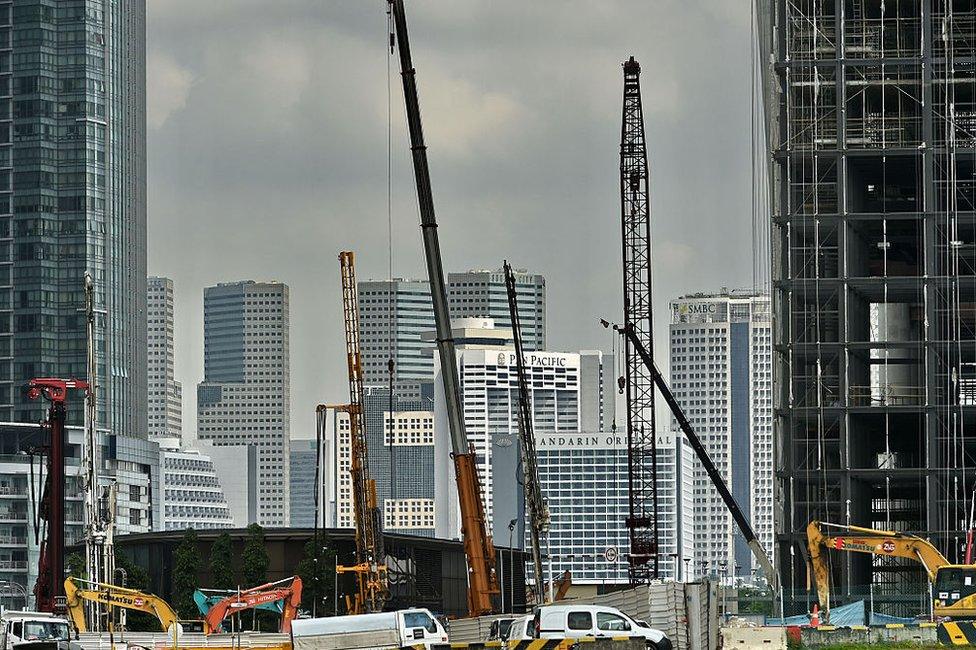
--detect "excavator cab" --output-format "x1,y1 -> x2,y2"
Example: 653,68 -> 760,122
934,566 -> 976,617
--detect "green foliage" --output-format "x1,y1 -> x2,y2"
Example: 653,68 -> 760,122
241,524 -> 269,587
295,538 -> 336,617
172,528 -> 201,619
209,532 -> 236,590
241,524 -> 270,630
65,552 -> 86,581
113,550 -> 154,631
737,586 -> 774,616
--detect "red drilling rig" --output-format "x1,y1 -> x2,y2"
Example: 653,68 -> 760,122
27,378 -> 88,613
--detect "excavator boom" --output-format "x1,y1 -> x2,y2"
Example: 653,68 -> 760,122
200,577 -> 302,634
807,520 -> 958,620
64,577 -> 184,633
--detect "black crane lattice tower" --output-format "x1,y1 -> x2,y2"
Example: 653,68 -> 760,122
619,56 -> 659,583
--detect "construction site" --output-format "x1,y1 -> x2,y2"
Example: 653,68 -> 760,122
7,1 -> 976,649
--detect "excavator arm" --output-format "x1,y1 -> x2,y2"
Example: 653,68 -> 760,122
65,577 -> 184,633
806,521 -> 951,618
201,577 -> 302,634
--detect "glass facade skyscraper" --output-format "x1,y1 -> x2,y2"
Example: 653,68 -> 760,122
3,1 -> 147,434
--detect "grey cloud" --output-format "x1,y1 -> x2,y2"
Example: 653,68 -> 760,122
146,0 -> 756,438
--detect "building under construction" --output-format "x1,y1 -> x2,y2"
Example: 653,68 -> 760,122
761,0 -> 976,615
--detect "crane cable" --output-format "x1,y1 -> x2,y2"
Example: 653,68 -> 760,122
386,4 -> 397,505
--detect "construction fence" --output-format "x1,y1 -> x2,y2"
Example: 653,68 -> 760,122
449,582 -> 718,650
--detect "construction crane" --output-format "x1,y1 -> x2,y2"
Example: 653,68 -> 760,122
318,251 -> 388,614
618,55 -> 660,583
604,320 -> 778,589
503,261 -> 549,603
807,521 -> 976,621
388,0 -> 499,616
612,56 -> 777,590
64,577 -> 196,634
28,378 -> 88,613
195,577 -> 303,634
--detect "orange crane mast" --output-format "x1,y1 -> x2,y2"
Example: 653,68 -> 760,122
318,251 -> 388,615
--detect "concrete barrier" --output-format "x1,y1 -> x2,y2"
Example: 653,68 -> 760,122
720,626 -> 788,649
799,624 -> 937,647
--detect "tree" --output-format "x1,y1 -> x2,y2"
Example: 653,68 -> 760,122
172,528 -> 201,619
209,532 -> 236,590
241,524 -> 270,629
295,538 -> 336,617
114,550 -> 154,631
65,552 -> 86,581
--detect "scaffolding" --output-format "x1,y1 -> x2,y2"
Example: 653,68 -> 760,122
766,0 -> 976,617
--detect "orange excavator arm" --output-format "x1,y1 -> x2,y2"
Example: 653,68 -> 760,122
203,577 -> 303,634
807,521 -> 950,618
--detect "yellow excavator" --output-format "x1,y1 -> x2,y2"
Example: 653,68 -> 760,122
807,521 -> 976,621
65,577 -> 204,634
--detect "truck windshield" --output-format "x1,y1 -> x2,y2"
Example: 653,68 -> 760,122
402,612 -> 436,634
23,622 -> 69,641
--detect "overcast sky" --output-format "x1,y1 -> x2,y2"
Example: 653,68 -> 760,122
145,1 -> 757,440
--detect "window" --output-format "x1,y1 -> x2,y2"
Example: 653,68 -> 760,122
567,612 -> 592,631
597,612 -> 631,632
402,612 -> 436,633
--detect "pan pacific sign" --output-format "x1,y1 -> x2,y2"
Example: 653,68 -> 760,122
492,351 -> 577,369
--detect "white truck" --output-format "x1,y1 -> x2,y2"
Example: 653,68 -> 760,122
290,609 -> 449,650
0,611 -> 72,650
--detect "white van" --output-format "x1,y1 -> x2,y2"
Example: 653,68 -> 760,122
291,608 -> 448,650
533,604 -> 670,650
502,615 -> 533,646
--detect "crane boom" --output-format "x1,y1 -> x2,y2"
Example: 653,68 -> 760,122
388,0 -> 498,616
503,261 -> 549,603
325,251 -> 388,614
605,321 -> 778,589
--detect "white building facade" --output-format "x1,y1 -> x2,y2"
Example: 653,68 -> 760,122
655,431 -> 696,581
432,320 -> 607,544
147,277 -> 182,441
536,431 -> 629,585
669,291 -> 772,582
159,438 -> 234,530
197,281 -> 290,527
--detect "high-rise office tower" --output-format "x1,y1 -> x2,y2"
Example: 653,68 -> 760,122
761,1 -> 975,611
359,269 -> 546,386
290,439 -> 318,528
147,277 -> 182,441
3,1 -> 147,434
330,385 -> 436,536
669,291 -> 772,581
359,279 -> 433,385
448,268 -> 546,351
197,281 -> 290,527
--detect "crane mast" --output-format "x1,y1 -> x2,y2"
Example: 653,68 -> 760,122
503,261 -> 549,604
388,0 -> 499,616
619,56 -> 660,582
326,251 -> 388,614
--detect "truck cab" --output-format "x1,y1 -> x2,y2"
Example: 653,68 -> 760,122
0,612 -> 71,650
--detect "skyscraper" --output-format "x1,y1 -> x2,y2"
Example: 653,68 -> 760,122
159,438 -> 234,531
290,439 -> 319,528
358,279 -> 433,385
197,281 -> 290,527
668,291 -> 771,581
448,268 -> 546,351
358,268 -> 547,386
761,1 -> 973,611
4,1 -> 147,435
147,277 -> 181,441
